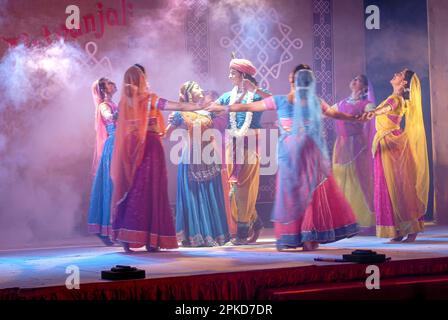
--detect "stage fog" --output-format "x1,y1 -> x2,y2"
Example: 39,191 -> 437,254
0,0 -> 442,249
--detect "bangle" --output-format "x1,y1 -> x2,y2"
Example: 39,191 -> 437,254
157,98 -> 167,110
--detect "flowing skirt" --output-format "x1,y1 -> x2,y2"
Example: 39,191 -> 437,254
175,163 -> 230,246
275,175 -> 359,248
87,125 -> 115,237
333,135 -> 375,229
112,132 -> 178,249
374,146 -> 424,238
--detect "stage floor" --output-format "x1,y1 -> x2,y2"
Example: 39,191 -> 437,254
1,224 -> 448,290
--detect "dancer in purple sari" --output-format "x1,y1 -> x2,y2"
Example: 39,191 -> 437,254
332,75 -> 376,232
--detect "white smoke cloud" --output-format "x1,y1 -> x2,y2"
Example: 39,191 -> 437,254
0,40 -> 86,109
208,0 -> 270,23
0,0 -> 281,249
0,3 -> 205,248
0,40 -> 97,248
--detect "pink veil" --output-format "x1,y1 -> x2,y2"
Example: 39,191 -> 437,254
91,79 -> 108,175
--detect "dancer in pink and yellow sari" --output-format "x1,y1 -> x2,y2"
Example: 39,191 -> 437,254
366,69 -> 429,242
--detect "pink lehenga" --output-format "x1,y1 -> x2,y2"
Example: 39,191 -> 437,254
110,66 -> 178,250
264,70 -> 358,249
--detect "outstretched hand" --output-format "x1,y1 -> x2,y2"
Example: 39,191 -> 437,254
167,112 -> 176,124
356,111 -> 375,122
205,102 -> 226,113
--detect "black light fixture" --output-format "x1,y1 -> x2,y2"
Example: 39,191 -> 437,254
315,250 -> 391,263
101,265 -> 146,280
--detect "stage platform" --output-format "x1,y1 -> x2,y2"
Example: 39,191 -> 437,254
1,224 -> 448,300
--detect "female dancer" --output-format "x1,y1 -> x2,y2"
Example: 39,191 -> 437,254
332,75 -> 376,232
366,69 -> 429,242
87,77 -> 118,246
207,64 -> 359,251
169,81 -> 230,247
110,65 -> 205,252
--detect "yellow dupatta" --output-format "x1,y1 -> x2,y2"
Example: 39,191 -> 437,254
373,74 -> 429,236
405,74 -> 429,211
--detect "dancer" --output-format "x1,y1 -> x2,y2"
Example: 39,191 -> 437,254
207,64 -> 359,251
332,75 -> 376,232
168,81 -> 230,247
216,58 -> 271,245
201,89 -> 237,237
110,65 -> 205,252
87,77 -> 118,246
365,69 -> 429,242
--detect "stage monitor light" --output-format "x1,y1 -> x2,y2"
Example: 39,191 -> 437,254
101,265 -> 146,281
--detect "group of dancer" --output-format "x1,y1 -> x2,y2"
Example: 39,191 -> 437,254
87,58 -> 429,253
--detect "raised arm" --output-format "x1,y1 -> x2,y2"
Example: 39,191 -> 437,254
154,97 -> 204,111
253,88 -> 272,99
321,99 -> 357,121
362,97 -> 399,120
372,103 -> 392,116
163,99 -> 203,111
324,107 -> 358,121
230,100 -> 267,112
205,99 -> 268,113
242,79 -> 272,99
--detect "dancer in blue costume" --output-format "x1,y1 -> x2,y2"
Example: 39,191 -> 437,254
87,77 -> 118,246
168,81 -> 230,247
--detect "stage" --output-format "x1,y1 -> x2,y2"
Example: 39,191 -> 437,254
1,224 -> 448,300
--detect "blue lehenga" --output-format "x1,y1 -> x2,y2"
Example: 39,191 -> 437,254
87,123 -> 115,238
172,112 -> 230,247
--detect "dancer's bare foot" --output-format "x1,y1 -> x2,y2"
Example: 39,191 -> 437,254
403,233 -> 418,243
145,244 -> 160,252
122,242 -> 134,253
388,236 -> 404,243
276,243 -> 297,251
97,235 -> 114,246
247,228 -> 262,244
230,237 -> 248,246
276,245 -> 285,252
303,241 -> 319,251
